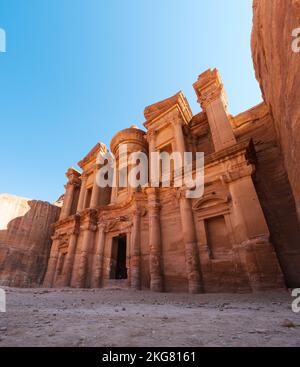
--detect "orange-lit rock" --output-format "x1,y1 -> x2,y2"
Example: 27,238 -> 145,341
251,0 -> 300,222
0,194 -> 61,287
43,70 -> 288,293
234,102 -> 300,287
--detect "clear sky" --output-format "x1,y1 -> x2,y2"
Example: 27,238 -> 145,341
0,0 -> 262,203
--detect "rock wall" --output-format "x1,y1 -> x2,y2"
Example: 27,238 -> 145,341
0,194 -> 61,287
251,0 -> 300,221
234,103 -> 300,287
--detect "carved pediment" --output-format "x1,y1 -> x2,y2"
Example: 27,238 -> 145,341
105,215 -> 133,232
143,92 -> 193,131
78,142 -> 108,169
192,194 -> 231,212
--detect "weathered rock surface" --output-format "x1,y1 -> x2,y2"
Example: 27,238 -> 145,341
234,103 -> 300,287
0,194 -> 60,287
251,0 -> 300,221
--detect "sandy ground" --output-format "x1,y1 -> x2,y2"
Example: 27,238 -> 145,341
0,287 -> 299,347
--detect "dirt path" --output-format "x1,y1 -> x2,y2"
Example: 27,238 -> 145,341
0,287 -> 299,347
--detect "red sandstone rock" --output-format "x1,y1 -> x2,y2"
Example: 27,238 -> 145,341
1,2 -> 299,294
251,0 -> 300,221
234,102 -> 300,287
0,194 -> 61,287
43,72 -> 286,293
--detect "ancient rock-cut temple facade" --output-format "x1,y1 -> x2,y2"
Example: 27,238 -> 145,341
43,69 -> 288,293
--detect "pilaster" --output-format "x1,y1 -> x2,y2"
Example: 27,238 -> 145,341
146,188 -> 164,292
131,206 -> 142,290
193,69 -> 236,152
177,188 -> 203,294
90,222 -> 106,288
77,174 -> 88,213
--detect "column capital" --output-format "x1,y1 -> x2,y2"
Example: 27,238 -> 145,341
68,214 -> 81,236
148,201 -> 161,211
92,162 -> 102,171
174,187 -> 189,201
146,129 -> 158,143
146,188 -> 161,211
145,187 -> 157,195
97,221 -> 107,232
80,224 -> 98,232
171,116 -> 184,127
80,172 -> 89,182
67,227 -> 80,237
51,234 -> 61,241
64,179 -> 80,190
221,164 -> 255,184
133,207 -> 147,218
66,167 -> 81,180
193,69 -> 236,152
193,68 -> 228,111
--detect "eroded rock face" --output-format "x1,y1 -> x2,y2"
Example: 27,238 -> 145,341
234,103 -> 300,287
0,194 -> 60,287
251,0 -> 300,221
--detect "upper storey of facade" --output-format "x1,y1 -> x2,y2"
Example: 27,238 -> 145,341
58,68 -> 263,220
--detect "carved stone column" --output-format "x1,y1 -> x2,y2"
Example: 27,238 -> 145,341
90,164 -> 101,209
146,130 -> 157,186
77,174 -> 88,213
146,188 -> 164,292
147,130 -> 156,154
171,117 -> 203,294
193,69 -> 236,152
60,169 -> 81,220
222,162 -> 285,291
178,190 -> 203,294
173,119 -> 186,156
54,252 -> 64,286
131,207 -> 142,290
74,211 -> 97,288
76,225 -> 97,288
43,236 -> 60,287
222,165 -> 269,243
61,216 -> 80,287
90,222 -> 106,288
60,183 -> 75,220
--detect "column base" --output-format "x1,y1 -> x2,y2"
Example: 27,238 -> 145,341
238,235 -> 286,292
150,278 -> 164,293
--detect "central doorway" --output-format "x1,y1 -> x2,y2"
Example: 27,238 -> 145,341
110,235 -> 127,280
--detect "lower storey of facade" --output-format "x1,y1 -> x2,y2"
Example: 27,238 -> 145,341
44,180 -> 285,294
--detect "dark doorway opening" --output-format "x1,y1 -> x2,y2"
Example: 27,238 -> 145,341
110,235 -> 127,280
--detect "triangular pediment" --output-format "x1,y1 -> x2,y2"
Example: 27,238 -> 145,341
192,194 -> 231,211
143,92 -> 193,130
78,142 -> 107,169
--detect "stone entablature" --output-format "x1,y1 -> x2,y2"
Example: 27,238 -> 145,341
43,68 -> 286,293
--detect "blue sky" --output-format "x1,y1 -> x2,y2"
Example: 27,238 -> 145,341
0,0 -> 262,203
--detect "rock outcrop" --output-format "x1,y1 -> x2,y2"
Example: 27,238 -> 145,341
234,102 -> 300,287
251,0 -> 300,221
0,194 -> 61,287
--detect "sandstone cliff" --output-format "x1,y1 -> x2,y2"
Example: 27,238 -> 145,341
0,194 -> 61,287
251,0 -> 300,221
234,102 -> 300,287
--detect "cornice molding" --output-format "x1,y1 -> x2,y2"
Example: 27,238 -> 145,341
78,142 -> 108,169
144,92 -> 193,131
